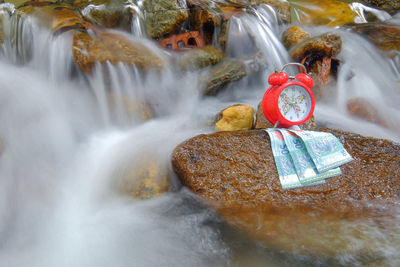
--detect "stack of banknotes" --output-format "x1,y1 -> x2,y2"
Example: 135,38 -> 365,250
265,129 -> 353,189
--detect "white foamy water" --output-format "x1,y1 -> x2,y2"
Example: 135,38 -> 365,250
0,3 -> 399,267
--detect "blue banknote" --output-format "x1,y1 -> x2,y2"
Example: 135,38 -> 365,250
278,129 -> 342,184
288,130 -> 353,172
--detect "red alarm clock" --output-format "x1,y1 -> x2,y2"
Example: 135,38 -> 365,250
262,63 -> 315,128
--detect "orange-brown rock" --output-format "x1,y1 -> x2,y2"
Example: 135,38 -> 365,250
172,129 -> 400,255
254,101 -> 316,130
282,25 -> 311,50
289,32 -> 342,62
347,97 -> 387,127
72,30 -> 164,72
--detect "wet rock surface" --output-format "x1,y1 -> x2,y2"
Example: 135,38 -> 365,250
172,128 -> 400,254
178,46 -> 224,70
144,0 -> 189,38
72,30 -> 164,72
282,25 -> 311,50
215,104 -> 254,131
202,58 -> 247,96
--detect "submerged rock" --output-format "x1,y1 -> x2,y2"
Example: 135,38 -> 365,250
178,45 -> 224,70
72,30 -> 164,72
115,158 -> 171,199
282,25 -> 311,50
359,0 -> 400,15
347,97 -> 387,127
254,101 -> 316,130
351,23 -> 400,52
172,128 -> 400,255
202,58 -> 247,96
144,0 -> 189,38
215,104 -> 254,131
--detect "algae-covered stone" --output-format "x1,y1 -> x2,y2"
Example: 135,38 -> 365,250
202,58 -> 247,96
282,25 -> 310,50
179,46 -> 224,70
172,128 -> 400,256
74,0 -> 135,29
215,104 -> 254,131
289,32 -> 342,62
73,30 -> 164,72
144,0 -> 189,38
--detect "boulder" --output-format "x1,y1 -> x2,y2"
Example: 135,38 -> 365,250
178,46 -> 224,70
215,104 -> 254,131
72,30 -> 164,72
347,97 -> 387,127
172,128 -> 400,256
254,101 -> 316,130
282,25 -> 311,50
202,58 -> 247,96
143,0 -> 189,38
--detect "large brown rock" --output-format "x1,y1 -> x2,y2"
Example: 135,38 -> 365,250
72,30 -> 164,72
172,129 -> 400,256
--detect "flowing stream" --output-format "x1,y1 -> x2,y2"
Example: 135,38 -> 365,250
0,2 -> 399,266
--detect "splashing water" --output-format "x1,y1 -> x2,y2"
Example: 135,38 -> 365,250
0,2 -> 399,267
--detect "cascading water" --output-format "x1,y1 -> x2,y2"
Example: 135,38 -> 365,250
0,1 -> 399,266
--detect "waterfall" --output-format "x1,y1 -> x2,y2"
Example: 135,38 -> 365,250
0,1 -> 399,266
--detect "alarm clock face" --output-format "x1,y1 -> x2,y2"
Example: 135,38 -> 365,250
278,85 -> 312,122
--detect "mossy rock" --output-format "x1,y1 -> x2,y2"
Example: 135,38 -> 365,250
178,46 -> 224,70
144,0 -> 189,38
